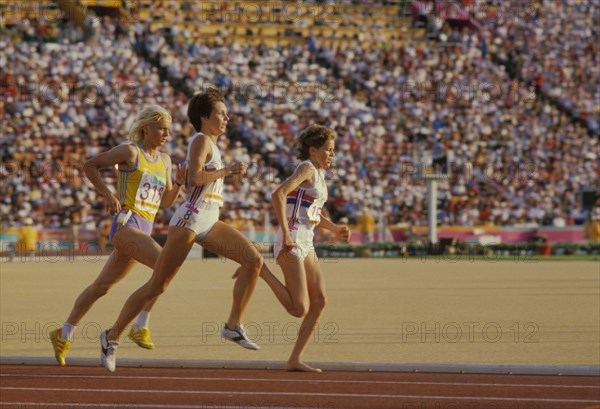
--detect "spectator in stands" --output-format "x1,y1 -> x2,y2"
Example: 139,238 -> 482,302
15,217 -> 39,257
2,1 -> 599,247
357,205 -> 376,243
584,207 -> 600,244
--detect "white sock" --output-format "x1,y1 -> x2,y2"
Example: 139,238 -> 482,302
61,322 -> 75,342
134,311 -> 151,330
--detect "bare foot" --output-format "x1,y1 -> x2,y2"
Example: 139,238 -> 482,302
287,361 -> 322,373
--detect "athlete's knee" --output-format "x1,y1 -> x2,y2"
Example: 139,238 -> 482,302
89,283 -> 111,298
241,250 -> 263,274
147,281 -> 168,299
311,294 -> 327,313
289,302 -> 309,318
253,255 -> 264,274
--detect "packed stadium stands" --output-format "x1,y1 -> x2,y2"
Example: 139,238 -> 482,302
1,0 -> 598,244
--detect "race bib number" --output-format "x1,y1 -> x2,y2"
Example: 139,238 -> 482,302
135,173 -> 166,212
308,198 -> 327,221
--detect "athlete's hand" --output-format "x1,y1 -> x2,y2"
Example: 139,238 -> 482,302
336,225 -> 351,243
283,232 -> 297,252
174,161 -> 187,186
228,161 -> 248,176
103,193 -> 121,215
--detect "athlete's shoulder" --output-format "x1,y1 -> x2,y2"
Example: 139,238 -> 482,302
109,142 -> 138,166
118,141 -> 136,149
297,160 -> 316,173
293,161 -> 317,181
158,151 -> 172,167
189,133 -> 213,151
115,142 -> 138,157
191,131 -> 209,143
189,133 -> 216,164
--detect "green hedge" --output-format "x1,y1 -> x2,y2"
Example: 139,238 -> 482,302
314,242 -> 600,258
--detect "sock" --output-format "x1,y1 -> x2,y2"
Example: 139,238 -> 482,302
61,322 -> 75,342
134,310 -> 151,330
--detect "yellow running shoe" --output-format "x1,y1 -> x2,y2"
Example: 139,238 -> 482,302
49,328 -> 71,366
128,327 -> 155,350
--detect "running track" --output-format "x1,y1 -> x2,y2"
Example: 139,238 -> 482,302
1,365 -> 599,409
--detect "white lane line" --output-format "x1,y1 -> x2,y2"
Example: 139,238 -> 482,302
1,387 -> 599,404
1,373 -> 598,389
0,404 -> 317,409
3,357 -> 598,376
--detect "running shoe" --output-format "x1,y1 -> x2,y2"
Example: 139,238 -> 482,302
128,326 -> 155,350
100,329 -> 119,372
49,328 -> 71,366
221,324 -> 260,350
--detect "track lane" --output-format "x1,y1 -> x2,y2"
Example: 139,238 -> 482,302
1,365 -> 599,409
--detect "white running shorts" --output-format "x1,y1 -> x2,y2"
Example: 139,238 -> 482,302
170,202 -> 220,240
274,223 -> 315,262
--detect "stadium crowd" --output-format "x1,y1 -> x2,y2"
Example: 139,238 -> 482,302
476,0 -> 599,134
138,2 -> 599,228
1,1 -> 598,237
1,16 -> 189,231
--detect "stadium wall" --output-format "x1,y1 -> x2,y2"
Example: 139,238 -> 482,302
0,225 -> 587,251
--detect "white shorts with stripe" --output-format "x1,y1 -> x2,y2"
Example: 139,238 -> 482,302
169,201 -> 220,240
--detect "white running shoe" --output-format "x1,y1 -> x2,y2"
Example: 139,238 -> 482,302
100,329 -> 119,372
221,324 -> 260,350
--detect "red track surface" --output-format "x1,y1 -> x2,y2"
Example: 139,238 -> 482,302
1,365 -> 599,409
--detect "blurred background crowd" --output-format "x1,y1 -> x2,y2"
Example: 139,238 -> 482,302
1,0 -> 598,241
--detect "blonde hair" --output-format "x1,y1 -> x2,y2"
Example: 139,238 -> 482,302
128,105 -> 172,143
